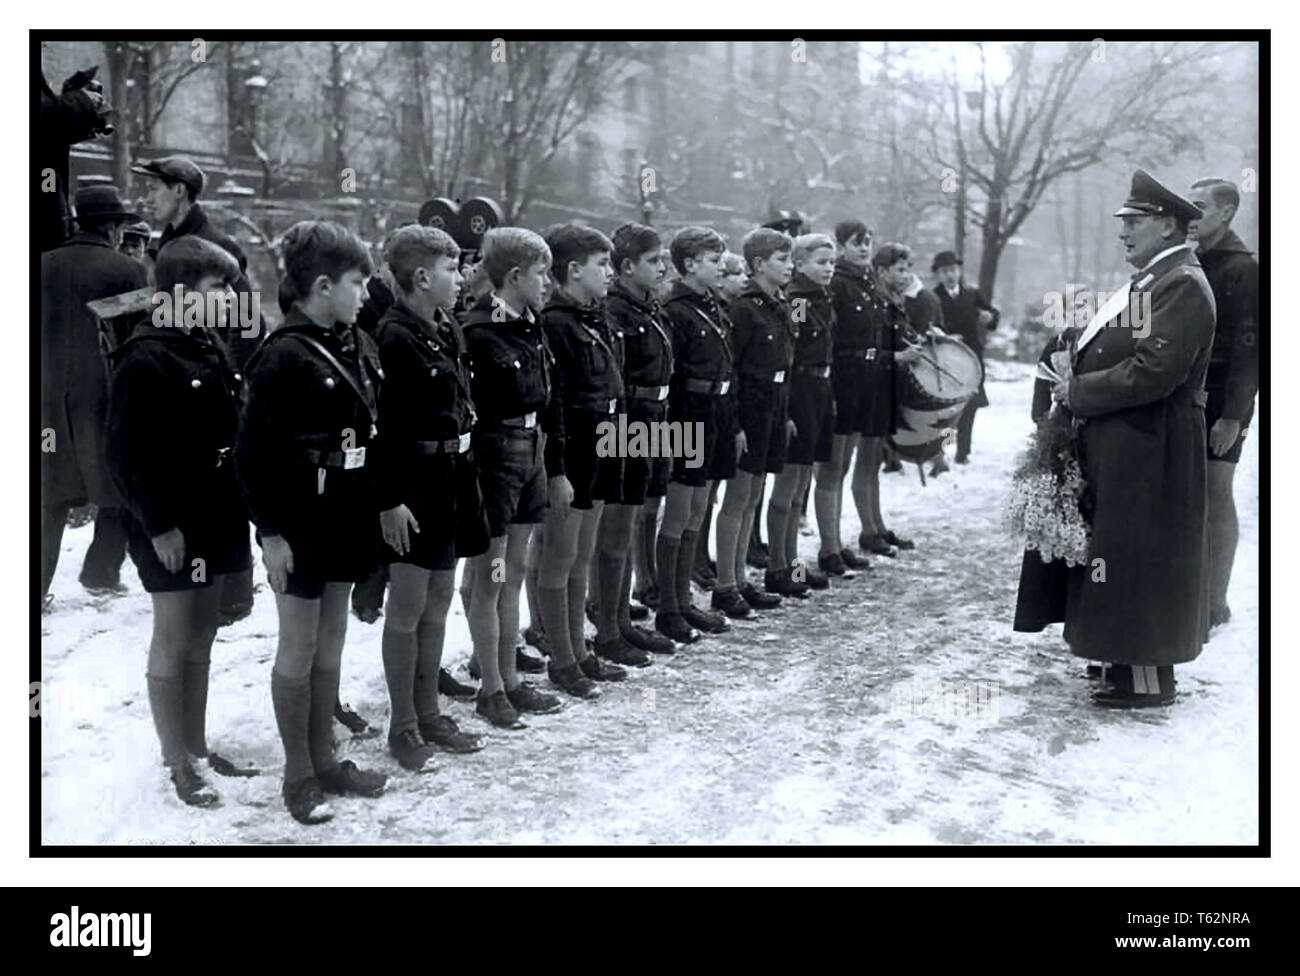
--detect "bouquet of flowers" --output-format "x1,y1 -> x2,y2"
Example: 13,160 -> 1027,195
1004,352 -> 1091,566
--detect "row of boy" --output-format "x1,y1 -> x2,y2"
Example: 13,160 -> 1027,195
106,211 -> 946,825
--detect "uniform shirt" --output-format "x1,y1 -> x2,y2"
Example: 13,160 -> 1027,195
730,281 -> 795,380
371,300 -> 476,512
663,281 -> 734,386
236,307 -> 383,538
605,279 -> 674,392
538,288 -> 625,477
107,323 -> 246,538
829,259 -> 894,356
786,273 -> 835,368
1197,229 -> 1258,423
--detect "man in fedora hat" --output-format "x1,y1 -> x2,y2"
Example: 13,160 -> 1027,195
931,249 -> 999,464
1049,170 -> 1216,708
134,154 -> 265,626
41,185 -> 149,608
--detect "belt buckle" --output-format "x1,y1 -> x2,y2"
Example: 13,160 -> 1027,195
865,348 -> 877,361
214,446 -> 231,468
523,412 -> 537,429
458,432 -> 472,453
773,370 -> 785,384
656,385 -> 668,401
718,379 -> 730,395
608,398 -> 617,415
343,446 -> 366,470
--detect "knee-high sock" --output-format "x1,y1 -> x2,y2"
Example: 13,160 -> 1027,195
617,551 -> 635,631
767,500 -> 791,571
638,512 -> 659,593
308,666 -> 341,776
147,674 -> 188,767
696,499 -> 715,571
655,534 -> 681,613
538,584 -> 575,667
596,549 -> 625,642
382,625 -> 419,736
815,478 -> 839,555
678,530 -> 700,610
568,572 -> 589,662
784,495 -> 802,570
181,658 -> 211,758
271,671 -> 313,783
414,615 -> 444,720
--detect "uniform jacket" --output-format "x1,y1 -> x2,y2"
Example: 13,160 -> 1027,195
538,289 -> 625,478
106,322 -> 248,540
787,273 -> 835,367
730,281 -> 795,380
236,307 -> 383,541
461,292 -> 555,459
41,232 -> 150,508
663,281 -> 734,387
1197,229 -> 1259,425
605,279 -> 674,407
1063,245 -> 1216,666
829,260 -> 896,360
156,203 -> 266,369
371,301 -> 476,513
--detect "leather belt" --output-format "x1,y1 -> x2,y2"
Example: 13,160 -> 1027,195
304,447 -> 367,469
793,364 -> 832,378
684,377 -> 731,395
413,433 -> 473,454
628,384 -> 670,402
835,347 -> 880,362
495,412 -> 538,429
743,370 -> 787,385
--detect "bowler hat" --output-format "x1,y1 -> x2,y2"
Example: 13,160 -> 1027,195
1114,169 -> 1202,223
131,155 -> 206,196
931,250 -> 961,272
73,185 -> 140,224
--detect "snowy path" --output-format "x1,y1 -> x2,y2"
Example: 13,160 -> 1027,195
39,367 -> 1259,846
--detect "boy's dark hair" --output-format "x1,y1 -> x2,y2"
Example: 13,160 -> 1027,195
611,222 -> 662,275
1190,177 -> 1240,212
834,219 -> 872,247
154,236 -> 240,295
741,227 -> 793,272
669,226 -> 727,276
384,225 -> 460,293
871,242 -> 912,271
480,227 -> 551,289
280,220 -> 372,304
546,223 -> 614,285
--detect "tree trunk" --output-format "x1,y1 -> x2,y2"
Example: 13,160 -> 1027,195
103,42 -> 131,191
977,196 -> 1003,299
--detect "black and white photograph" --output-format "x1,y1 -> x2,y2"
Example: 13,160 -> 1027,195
29,27 -> 1266,855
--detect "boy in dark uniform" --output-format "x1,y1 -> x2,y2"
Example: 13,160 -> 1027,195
371,226 -> 490,770
461,228 -> 564,729
536,224 -> 629,696
107,236 -> 258,808
596,223 -> 676,662
768,234 -> 840,586
236,221 -> 387,824
714,227 -> 805,605
658,228 -> 757,641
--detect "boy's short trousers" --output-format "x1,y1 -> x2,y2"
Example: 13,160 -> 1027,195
737,377 -> 791,476
127,512 -> 252,594
671,389 -> 735,488
474,427 -> 548,538
605,402 -> 669,505
564,407 -> 618,511
381,452 -> 490,571
832,356 -> 895,437
786,372 -> 835,465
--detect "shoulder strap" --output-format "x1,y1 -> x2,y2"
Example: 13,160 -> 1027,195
282,331 -> 378,425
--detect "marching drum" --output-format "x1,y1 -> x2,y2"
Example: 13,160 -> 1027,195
889,334 -> 983,463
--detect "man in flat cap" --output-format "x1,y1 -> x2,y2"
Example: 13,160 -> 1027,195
1050,170 -> 1217,708
42,185 -> 149,607
134,155 -> 264,626
931,250 -> 999,464
1188,178 -> 1259,631
118,220 -> 152,267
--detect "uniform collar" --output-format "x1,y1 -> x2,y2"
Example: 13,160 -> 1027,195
1133,242 -> 1194,279
609,279 -> 658,313
281,306 -> 354,345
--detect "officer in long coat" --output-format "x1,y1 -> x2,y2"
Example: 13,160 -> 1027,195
1053,170 -> 1217,708
41,185 -> 149,602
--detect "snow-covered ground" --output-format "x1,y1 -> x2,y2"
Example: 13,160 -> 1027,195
39,367 -> 1259,846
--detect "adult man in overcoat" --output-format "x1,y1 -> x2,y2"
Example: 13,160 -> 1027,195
1054,170 -> 1217,708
